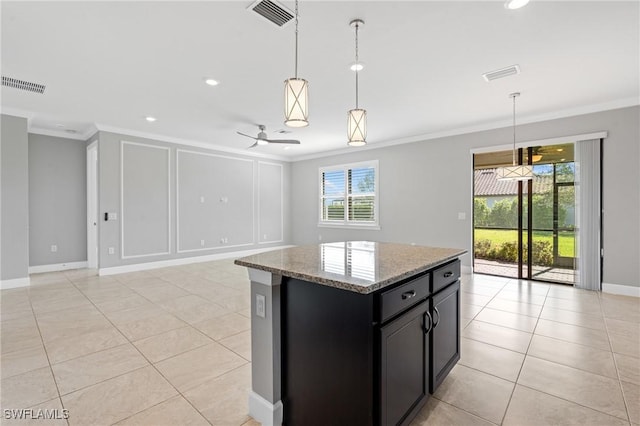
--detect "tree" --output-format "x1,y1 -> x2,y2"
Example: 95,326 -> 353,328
488,198 -> 517,228
357,170 -> 375,193
474,198 -> 490,227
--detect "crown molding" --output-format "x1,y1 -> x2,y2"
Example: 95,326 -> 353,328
94,123 -> 290,162
29,125 -> 97,141
290,97 -> 639,162
1,107 -> 35,121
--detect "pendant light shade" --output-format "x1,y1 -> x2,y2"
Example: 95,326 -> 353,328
348,19 -> 367,146
284,0 -> 309,127
496,92 -> 533,181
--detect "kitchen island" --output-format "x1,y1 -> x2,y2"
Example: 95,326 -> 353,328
235,241 -> 466,426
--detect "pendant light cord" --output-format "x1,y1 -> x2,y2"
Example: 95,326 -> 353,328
512,93 -> 517,166
294,0 -> 299,79
355,21 -> 359,109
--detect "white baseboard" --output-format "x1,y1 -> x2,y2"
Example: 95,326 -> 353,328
99,245 -> 295,276
1,277 -> 31,290
29,261 -> 88,274
602,282 -> 640,298
248,391 -> 283,426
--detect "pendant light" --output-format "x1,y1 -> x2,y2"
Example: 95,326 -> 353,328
284,0 -> 309,128
347,19 -> 367,146
496,92 -> 533,181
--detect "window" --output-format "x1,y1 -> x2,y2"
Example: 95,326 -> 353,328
319,160 -> 378,228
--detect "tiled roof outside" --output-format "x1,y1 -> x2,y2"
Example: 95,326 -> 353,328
474,169 -> 554,196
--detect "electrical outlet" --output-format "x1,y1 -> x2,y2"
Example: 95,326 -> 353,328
108,247 -> 115,255
263,234 -> 268,240
50,245 -> 58,252
200,196 -> 205,203
200,239 -> 205,247
318,234 -> 323,241
256,294 -> 266,318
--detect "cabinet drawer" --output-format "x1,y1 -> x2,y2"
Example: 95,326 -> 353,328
380,274 -> 430,322
432,260 -> 460,293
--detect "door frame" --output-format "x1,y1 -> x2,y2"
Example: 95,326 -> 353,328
87,141 -> 98,268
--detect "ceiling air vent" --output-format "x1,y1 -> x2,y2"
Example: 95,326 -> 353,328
2,76 -> 46,94
248,0 -> 294,27
482,65 -> 521,82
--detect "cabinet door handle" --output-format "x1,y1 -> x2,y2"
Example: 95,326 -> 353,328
423,311 -> 433,334
433,307 -> 440,329
401,290 -> 416,300
443,271 -> 453,278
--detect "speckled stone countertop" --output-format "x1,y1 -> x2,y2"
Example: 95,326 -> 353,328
235,241 -> 466,294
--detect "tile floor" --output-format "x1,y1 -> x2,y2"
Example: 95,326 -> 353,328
0,260 -> 638,425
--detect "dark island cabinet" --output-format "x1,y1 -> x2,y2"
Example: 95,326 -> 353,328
430,280 -> 461,392
380,300 -> 430,426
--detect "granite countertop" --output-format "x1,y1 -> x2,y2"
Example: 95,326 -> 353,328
234,241 -> 466,294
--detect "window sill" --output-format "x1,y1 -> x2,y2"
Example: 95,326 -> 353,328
318,223 -> 381,231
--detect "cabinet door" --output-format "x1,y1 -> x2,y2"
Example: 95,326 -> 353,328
380,300 -> 430,426
430,280 -> 460,393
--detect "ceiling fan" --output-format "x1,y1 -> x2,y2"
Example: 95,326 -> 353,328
237,125 -> 301,148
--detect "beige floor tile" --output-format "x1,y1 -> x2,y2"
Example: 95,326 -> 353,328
44,326 -> 128,364
494,291 -> 547,306
433,364 -> 514,424
528,335 -> 618,379
114,395 -> 209,426
502,280 -> 550,295
601,297 -> 640,323
518,356 -> 627,419
0,306 -> 34,322
82,284 -> 137,304
461,303 -> 483,320
238,307 -> 252,318
1,317 -> 42,354
61,366 -> 177,426
411,397 -> 494,426
219,329 -> 251,361
114,312 -> 186,341
156,294 -> 211,313
540,305 -> 606,330
104,304 -> 167,324
194,312 -> 251,341
544,295 -> 602,314
610,332 -> 640,359
0,367 -> 59,409
36,305 -> 112,343
463,285 -> 501,297
94,293 -> 156,314
31,293 -> 93,315
155,342 -> 247,392
621,380 -> 639,425
547,286 -> 599,301
535,318 -> 610,351
462,320 -> 532,353
615,353 -> 640,385
475,308 -> 538,333
459,337 -> 525,382
133,326 -> 212,363
52,343 -> 148,395
133,283 -> 190,303
461,292 -> 493,307
606,318 -> 640,342
171,301 -> 232,325
214,294 -> 251,312
486,298 -> 542,318
183,363 -> 251,425
0,397 -> 68,426
241,419 -> 261,426
1,344 -> 49,379
503,384 -> 629,426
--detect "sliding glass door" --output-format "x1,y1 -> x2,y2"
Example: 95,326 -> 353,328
473,143 -> 576,284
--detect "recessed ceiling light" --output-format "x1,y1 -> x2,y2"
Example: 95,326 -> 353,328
504,0 -> 530,10
55,123 -> 65,128
65,129 -> 78,134
145,116 -> 156,122
560,158 -> 566,162
284,146 -> 292,150
556,148 -> 564,152
204,78 -> 219,86
350,62 -> 364,71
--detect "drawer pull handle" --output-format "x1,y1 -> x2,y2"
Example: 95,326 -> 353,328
401,290 -> 416,300
443,271 -> 453,278
423,311 -> 433,334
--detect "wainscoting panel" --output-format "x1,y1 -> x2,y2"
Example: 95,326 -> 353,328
258,162 -> 284,244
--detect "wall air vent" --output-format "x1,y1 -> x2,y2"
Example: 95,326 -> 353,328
2,76 -> 46,94
482,65 -> 521,82
248,0 -> 294,27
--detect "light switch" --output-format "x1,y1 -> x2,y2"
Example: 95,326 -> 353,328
200,196 -> 205,203
256,294 -> 266,318
108,212 -> 118,221
108,247 -> 115,255
50,245 -> 58,252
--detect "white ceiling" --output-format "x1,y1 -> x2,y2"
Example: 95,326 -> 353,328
2,1 -> 638,160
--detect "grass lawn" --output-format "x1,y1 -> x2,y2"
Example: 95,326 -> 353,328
475,228 -> 575,258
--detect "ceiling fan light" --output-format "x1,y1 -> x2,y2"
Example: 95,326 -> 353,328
257,139 -> 269,146
347,108 -> 367,146
496,165 -> 534,181
532,154 -> 542,162
505,0 -> 530,10
284,77 -> 309,127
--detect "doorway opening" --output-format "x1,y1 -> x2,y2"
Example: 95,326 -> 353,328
473,143 -> 576,285
87,142 -> 98,269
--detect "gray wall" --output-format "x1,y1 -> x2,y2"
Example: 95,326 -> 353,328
1,115 -> 29,280
291,106 -> 640,289
97,131 -> 291,269
28,134 -> 87,267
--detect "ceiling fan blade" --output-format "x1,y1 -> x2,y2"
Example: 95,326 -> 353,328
246,141 -> 259,149
264,139 -> 301,144
237,131 -> 257,140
